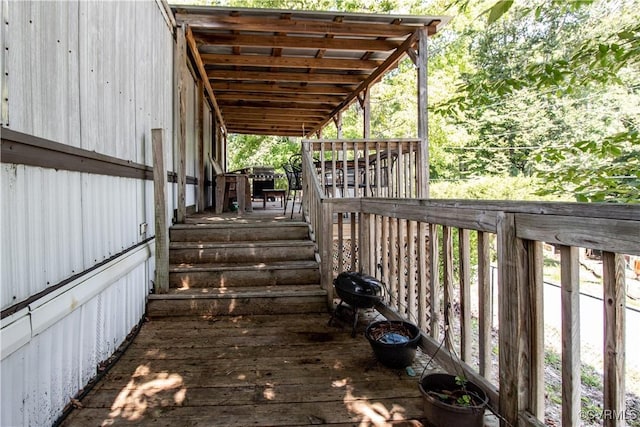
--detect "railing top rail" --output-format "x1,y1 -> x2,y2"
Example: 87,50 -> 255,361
302,138 -> 422,144
358,197 -> 640,221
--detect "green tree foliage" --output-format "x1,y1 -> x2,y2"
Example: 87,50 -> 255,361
184,0 -> 638,202
436,0 -> 639,202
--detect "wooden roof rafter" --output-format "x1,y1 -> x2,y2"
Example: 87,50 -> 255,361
172,5 -> 449,136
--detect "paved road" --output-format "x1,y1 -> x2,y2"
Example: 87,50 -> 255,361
543,281 -> 640,374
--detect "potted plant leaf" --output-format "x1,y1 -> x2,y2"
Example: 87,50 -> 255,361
419,372 -> 488,427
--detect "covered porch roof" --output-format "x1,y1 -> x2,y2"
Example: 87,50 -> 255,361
171,5 -> 450,137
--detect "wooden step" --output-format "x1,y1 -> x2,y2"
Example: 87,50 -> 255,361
147,286 -> 328,317
170,222 -> 310,243
169,260 -> 320,288
169,241 -> 316,264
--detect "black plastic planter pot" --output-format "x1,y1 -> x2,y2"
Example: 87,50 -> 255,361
419,373 -> 488,427
365,320 -> 420,368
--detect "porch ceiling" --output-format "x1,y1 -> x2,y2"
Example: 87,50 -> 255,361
171,6 -> 450,137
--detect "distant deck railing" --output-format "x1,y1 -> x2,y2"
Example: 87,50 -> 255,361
303,138 -> 425,199
300,143 -> 640,427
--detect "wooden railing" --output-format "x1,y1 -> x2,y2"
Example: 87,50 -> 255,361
300,146 -> 640,427
303,139 -> 425,199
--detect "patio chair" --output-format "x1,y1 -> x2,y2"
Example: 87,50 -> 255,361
283,154 -> 303,218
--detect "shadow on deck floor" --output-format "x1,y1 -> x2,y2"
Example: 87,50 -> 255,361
61,311 -> 440,426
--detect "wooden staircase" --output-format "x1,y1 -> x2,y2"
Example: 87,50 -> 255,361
147,220 -> 327,318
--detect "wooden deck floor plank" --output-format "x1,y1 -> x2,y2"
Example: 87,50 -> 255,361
81,379 -> 423,408
64,398 -> 426,426
61,313 -> 430,427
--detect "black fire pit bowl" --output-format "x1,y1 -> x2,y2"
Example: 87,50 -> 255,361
365,320 -> 421,368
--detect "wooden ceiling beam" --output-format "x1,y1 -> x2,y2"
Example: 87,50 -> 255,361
194,33 -> 402,52
200,53 -> 382,70
175,13 -> 422,37
308,30 -> 419,136
212,82 -> 354,95
216,92 -> 342,103
184,27 -> 226,131
208,69 -> 365,84
222,106 -> 330,115
217,99 -> 335,110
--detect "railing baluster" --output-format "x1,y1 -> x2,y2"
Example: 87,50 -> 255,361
418,222 -> 428,332
459,228 -> 472,363
528,240 -> 545,419
397,141 -> 403,198
602,251 -> 626,427
337,209 -> 344,273
478,231 -> 492,379
398,218 -> 407,317
390,217 -> 399,312
382,216 -> 390,293
443,226 -> 454,350
429,223 -> 440,339
408,220 -> 417,324
350,212 -> 357,271
560,245 -> 580,427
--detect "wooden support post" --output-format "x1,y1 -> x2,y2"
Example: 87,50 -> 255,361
602,251 -> 626,427
176,24 -> 187,223
417,28 -> 429,198
498,213 -> 542,426
333,112 -> 343,139
197,79 -> 205,213
152,129 -> 169,294
560,245 -> 580,427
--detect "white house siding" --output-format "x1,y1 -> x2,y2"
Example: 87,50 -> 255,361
1,1 -> 175,425
1,263 -> 148,427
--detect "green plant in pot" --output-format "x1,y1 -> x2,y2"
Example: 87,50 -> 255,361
419,372 -> 488,427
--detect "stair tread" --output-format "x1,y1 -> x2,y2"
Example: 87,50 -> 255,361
170,260 -> 319,272
170,240 -> 314,249
172,221 -> 308,230
149,285 -> 326,300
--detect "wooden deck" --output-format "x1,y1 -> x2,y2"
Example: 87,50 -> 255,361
61,312 -> 433,426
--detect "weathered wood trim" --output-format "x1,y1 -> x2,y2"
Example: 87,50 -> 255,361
167,172 -> 198,185
560,245 -> 580,427
152,129 -> 169,294
602,251 -> 626,427
1,127 -> 153,179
